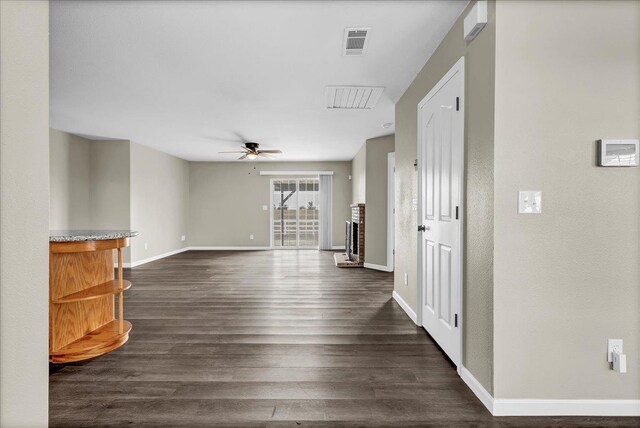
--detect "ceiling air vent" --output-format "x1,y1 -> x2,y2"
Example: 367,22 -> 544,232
325,86 -> 384,110
343,28 -> 370,56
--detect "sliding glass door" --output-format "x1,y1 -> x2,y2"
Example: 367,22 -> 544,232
297,179 -> 319,247
271,178 -> 319,248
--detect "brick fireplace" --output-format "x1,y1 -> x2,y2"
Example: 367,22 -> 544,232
349,204 -> 365,264
334,203 -> 365,268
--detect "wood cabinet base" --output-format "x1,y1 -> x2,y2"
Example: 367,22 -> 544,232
49,238 -> 132,363
50,320 -> 132,363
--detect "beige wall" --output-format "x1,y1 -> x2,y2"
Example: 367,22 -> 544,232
49,132 -> 132,262
49,133 -> 191,264
351,143 -> 366,204
89,140 -> 132,263
189,162 -> 352,247
49,129 -> 92,229
493,0 -> 639,400
130,143 -> 189,263
0,0 -> 50,425
364,135 -> 395,267
394,0 -> 496,393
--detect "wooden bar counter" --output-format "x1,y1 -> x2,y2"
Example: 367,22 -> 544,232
49,230 -> 138,363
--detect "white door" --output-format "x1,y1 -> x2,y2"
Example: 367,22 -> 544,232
418,58 -> 464,366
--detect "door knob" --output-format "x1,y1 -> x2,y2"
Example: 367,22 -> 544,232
418,225 -> 430,232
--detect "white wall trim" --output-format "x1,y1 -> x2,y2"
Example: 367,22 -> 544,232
331,245 -> 345,250
387,152 -> 395,272
188,246 -> 271,251
260,170 -> 333,176
459,365 -> 640,417
392,290 -> 417,324
492,399 -> 640,417
364,262 -> 393,272
460,366 -> 494,414
117,247 -> 190,268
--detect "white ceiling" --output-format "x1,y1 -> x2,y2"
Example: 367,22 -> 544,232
50,1 -> 467,161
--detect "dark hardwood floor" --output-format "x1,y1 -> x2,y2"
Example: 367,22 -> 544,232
50,250 -> 638,427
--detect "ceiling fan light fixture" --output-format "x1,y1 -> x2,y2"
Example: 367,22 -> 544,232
246,153 -> 258,160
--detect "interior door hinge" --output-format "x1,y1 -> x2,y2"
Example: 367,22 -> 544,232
456,97 -> 460,111
455,313 -> 458,327
455,206 -> 459,220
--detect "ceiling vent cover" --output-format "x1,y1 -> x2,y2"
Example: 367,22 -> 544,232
325,86 -> 384,110
343,28 -> 370,56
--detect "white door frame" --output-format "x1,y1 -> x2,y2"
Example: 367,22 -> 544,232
387,152 -> 395,271
269,178 -> 276,248
269,177 -> 320,250
416,56 -> 465,370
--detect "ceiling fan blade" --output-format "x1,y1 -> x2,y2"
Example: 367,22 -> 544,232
259,153 -> 275,159
257,150 -> 282,154
205,137 -> 243,144
219,151 -> 246,153
233,131 -> 248,142
238,154 -> 248,160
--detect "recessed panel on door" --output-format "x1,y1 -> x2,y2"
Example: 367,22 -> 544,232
439,244 -> 452,326
425,114 -> 436,221
439,106 -> 453,221
425,240 -> 435,312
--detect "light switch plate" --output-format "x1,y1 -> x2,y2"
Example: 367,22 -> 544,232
262,205 -> 268,211
518,191 -> 542,214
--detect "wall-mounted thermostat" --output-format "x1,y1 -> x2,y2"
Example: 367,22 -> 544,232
598,139 -> 639,167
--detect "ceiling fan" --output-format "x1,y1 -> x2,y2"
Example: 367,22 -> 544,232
219,142 -> 282,160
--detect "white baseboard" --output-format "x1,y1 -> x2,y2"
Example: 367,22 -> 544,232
460,366 -> 494,414
459,365 -> 640,416
118,247 -> 189,268
188,246 -> 270,251
392,290 -> 417,324
331,245 -> 345,250
364,262 -> 393,272
493,398 -> 640,417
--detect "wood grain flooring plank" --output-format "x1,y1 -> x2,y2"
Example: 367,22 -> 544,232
49,250 -> 637,427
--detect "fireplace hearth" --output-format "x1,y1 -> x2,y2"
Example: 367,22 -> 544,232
334,204 -> 365,267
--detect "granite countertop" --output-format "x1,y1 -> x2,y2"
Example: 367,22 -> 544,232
49,230 -> 139,242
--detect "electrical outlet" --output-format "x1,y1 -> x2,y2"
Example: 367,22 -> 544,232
250,234 -> 254,240
181,235 -> 186,241
404,273 -> 408,286
607,339 -> 623,363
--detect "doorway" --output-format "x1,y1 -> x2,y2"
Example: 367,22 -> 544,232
417,57 -> 464,367
387,152 -> 395,271
271,178 -> 320,248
